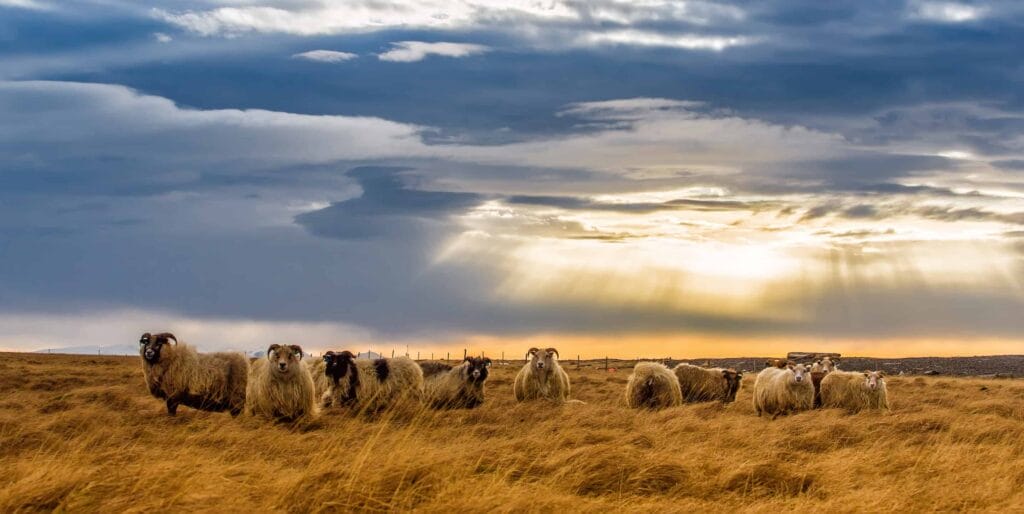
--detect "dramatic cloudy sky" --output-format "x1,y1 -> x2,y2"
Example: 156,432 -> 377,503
2,0 -> 1024,356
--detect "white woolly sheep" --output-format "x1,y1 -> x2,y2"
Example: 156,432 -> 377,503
753,363 -> 814,419
513,347 -> 571,402
819,370 -> 889,412
321,351 -> 424,413
245,344 -> 317,422
423,357 -> 491,409
138,332 -> 248,416
820,356 -> 838,372
625,361 -> 682,409
672,363 -> 744,403
810,360 -> 824,373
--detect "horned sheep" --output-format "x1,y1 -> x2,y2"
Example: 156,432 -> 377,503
138,332 -> 248,416
753,363 -> 814,419
245,344 -> 318,422
513,347 -> 571,402
423,357 -> 492,409
625,361 -> 682,409
673,363 -> 744,403
819,370 -> 889,412
322,351 -> 424,413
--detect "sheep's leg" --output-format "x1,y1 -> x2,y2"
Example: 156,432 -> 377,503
166,399 -> 179,416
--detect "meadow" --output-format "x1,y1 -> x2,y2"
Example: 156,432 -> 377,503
1,352 -> 1023,512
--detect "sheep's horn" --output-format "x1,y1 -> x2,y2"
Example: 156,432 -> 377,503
525,347 -> 539,360
154,333 -> 177,345
545,347 -> 559,358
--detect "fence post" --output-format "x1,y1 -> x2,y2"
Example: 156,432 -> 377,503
605,356 -> 609,371
417,351 -> 420,360
463,348 -> 467,359
577,355 -> 581,369
446,352 -> 450,362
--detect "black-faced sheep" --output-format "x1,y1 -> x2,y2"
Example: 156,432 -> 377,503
513,347 -> 571,402
423,356 -> 491,409
245,344 -> 317,422
819,370 -> 889,412
753,363 -> 814,419
321,351 -> 424,413
138,332 -> 248,416
672,363 -> 743,403
625,361 -> 682,409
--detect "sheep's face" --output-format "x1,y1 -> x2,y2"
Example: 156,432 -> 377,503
721,369 -> 743,401
821,358 -> 836,372
139,332 -> 176,364
527,347 -> 559,372
787,363 -> 810,384
323,351 -> 357,383
463,357 -> 491,383
268,344 -> 303,375
863,371 -> 884,391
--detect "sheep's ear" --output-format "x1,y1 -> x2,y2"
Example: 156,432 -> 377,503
464,356 -> 473,363
525,347 -> 539,360
545,347 -> 559,358
877,371 -> 884,377
484,358 -> 492,367
139,333 -> 151,345
289,345 -> 303,357
267,344 -> 281,358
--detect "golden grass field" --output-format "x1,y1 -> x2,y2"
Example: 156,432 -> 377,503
1,352 -> 1023,512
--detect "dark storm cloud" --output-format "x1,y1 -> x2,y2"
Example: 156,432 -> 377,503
3,0 -> 1024,348
295,167 -> 483,240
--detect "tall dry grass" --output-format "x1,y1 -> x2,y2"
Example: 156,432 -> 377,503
1,352 -> 1022,512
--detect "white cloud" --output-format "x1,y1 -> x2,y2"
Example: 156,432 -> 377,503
153,32 -> 173,43
377,41 -> 489,62
0,0 -> 49,10
910,1 -> 988,23
576,29 -> 752,51
150,1 -> 753,54
292,49 -> 358,62
152,1 -> 576,37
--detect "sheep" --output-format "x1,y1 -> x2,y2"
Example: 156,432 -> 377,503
810,360 -> 824,373
811,371 -> 827,408
513,347 -> 571,402
819,370 -> 889,412
753,363 -> 814,419
423,357 -> 492,409
763,358 -> 792,369
245,344 -> 317,422
418,361 -> 454,379
321,351 -> 424,413
672,363 -> 744,403
625,361 -> 682,409
820,356 -> 838,372
138,332 -> 248,416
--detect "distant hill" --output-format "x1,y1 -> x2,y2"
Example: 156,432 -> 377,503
34,344 -> 139,356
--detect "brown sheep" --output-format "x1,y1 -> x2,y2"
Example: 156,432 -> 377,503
513,347 -> 571,402
139,332 -> 248,416
423,357 -> 491,409
245,344 -> 317,422
753,363 -> 814,419
322,351 -> 424,413
625,361 -> 682,409
820,370 -> 889,412
673,363 -> 744,403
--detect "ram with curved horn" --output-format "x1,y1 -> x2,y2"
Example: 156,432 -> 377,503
138,331 -> 248,416
513,347 -> 571,402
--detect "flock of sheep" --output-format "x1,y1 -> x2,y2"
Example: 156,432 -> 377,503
138,332 -> 889,422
